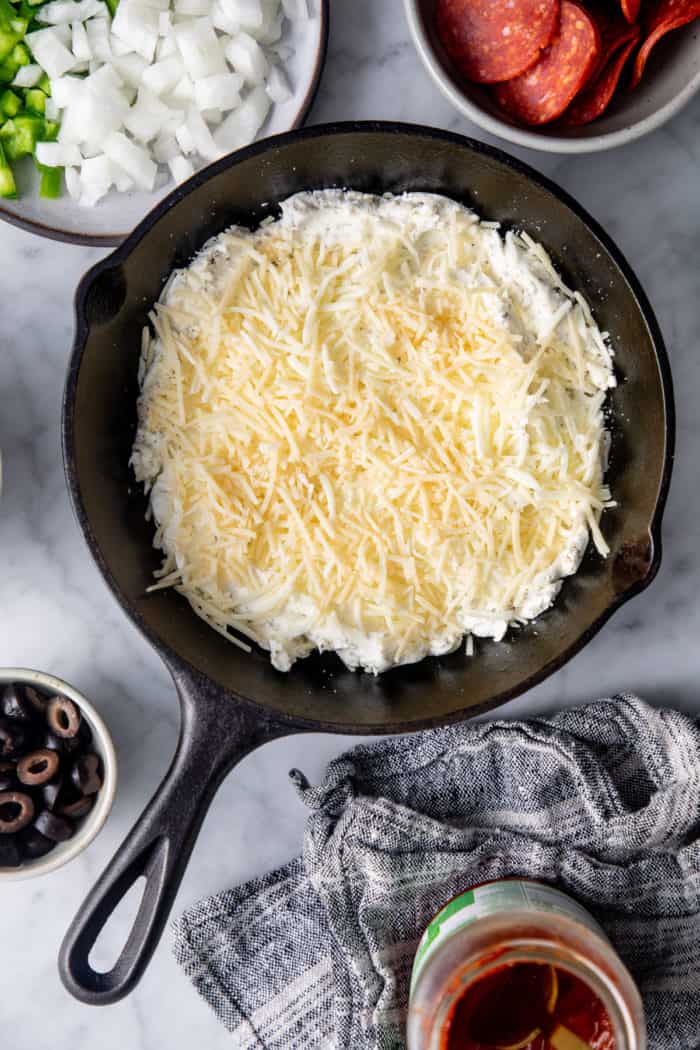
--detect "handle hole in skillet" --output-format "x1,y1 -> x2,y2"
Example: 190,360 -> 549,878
84,265 -> 128,326
88,875 -> 147,975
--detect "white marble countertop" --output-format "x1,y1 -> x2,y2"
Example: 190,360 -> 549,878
1,1 -> 699,1045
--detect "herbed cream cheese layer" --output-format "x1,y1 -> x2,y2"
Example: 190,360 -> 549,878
132,190 -> 616,674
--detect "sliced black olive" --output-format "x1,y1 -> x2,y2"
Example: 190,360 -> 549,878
42,729 -> 81,756
78,718 -> 93,749
33,809 -> 75,843
0,719 -> 28,760
17,749 -> 60,787
58,795 -> 94,820
0,835 -> 21,868
1,683 -> 33,723
71,753 -> 102,796
46,697 -> 81,739
0,790 -> 35,834
40,776 -> 64,811
24,685 -> 49,716
0,760 -> 16,792
17,825 -> 55,860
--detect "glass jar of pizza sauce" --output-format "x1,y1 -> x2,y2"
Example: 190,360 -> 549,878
407,880 -> 645,1050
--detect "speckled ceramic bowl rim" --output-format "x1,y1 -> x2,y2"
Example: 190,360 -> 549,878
403,0 -> 700,154
0,668 -> 117,881
0,0 -> 330,246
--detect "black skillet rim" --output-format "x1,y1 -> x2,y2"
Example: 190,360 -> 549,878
0,0 -> 330,247
62,121 -> 676,735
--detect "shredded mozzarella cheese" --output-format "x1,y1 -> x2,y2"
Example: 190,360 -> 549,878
132,191 -> 616,674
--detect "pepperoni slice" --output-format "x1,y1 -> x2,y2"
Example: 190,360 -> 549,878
620,0 -> 641,23
436,0 -> 560,84
587,10 -> 641,81
564,32 -> 639,124
493,2 -> 601,125
629,0 -> 700,89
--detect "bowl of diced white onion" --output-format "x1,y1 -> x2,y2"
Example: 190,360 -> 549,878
0,0 -> 328,244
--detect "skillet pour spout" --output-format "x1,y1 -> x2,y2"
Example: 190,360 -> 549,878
60,123 -> 674,1003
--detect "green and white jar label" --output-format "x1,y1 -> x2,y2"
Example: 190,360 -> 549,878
410,879 -> 607,996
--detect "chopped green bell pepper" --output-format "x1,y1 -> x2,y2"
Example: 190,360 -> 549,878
0,137 -> 16,196
0,22 -> 27,65
23,85 -> 44,113
36,158 -> 61,197
0,111 -> 43,160
0,86 -> 20,115
0,39 -> 30,79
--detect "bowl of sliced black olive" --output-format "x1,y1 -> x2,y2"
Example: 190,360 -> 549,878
0,669 -> 117,879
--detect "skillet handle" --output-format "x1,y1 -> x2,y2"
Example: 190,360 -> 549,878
58,668 -> 292,1005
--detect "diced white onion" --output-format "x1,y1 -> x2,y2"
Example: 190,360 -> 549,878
103,130 -> 157,188
84,16 -> 112,61
11,64 -> 44,87
169,74 -> 194,104
185,105 -> 220,160
253,12 -> 281,44
281,0 -> 306,19
110,35 -> 133,56
210,0 -> 239,34
70,20 -> 92,60
174,0 -> 210,15
50,74 -> 84,106
152,133 -> 179,162
124,86 -> 182,142
265,62 -> 290,104
213,83 -> 269,152
193,71 -> 242,112
141,56 -> 183,95
231,0 -> 263,30
247,0 -> 281,42
223,31 -> 267,83
174,18 -> 226,79
79,153 -> 115,204
26,28 -> 77,79
111,1 -> 159,62
175,122 -> 195,154
54,22 -> 72,44
155,33 -> 177,60
202,108 -> 224,125
113,166 -> 134,192
37,0 -> 102,25
36,140 -> 83,166
112,52 -> 149,89
168,153 -> 194,183
65,166 -> 81,199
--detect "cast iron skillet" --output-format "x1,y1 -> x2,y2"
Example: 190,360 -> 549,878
59,122 -> 674,1005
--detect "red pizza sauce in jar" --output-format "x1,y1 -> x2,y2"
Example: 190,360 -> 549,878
407,880 -> 645,1050
443,961 -> 615,1050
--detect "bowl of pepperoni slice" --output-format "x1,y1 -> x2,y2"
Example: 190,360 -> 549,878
405,0 -> 700,152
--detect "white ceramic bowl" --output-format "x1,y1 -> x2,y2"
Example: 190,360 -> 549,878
404,0 -> 700,153
0,0 -> 329,244
0,668 -> 117,881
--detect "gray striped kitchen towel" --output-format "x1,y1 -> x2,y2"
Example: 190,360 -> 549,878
173,695 -> 700,1049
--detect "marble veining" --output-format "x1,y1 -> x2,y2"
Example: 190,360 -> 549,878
1,1 -> 699,1046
